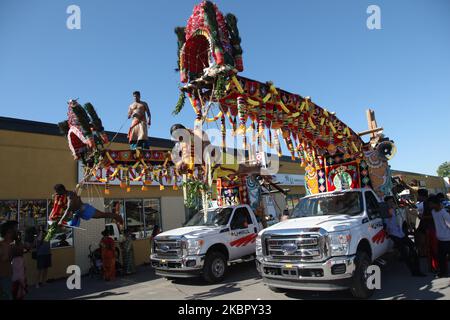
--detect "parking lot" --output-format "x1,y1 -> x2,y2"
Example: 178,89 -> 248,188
27,256 -> 450,300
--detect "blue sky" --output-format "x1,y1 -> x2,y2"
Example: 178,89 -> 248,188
0,0 -> 449,176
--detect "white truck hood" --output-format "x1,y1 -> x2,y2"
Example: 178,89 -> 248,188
262,215 -> 362,234
156,225 -> 224,239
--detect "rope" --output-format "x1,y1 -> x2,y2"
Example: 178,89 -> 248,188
106,117 -> 129,149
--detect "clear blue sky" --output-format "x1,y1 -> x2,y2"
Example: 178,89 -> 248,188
1,0 -> 449,176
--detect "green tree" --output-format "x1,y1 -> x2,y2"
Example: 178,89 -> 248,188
437,161 -> 450,178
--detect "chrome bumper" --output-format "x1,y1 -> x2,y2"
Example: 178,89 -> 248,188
257,255 -> 356,291
150,254 -> 205,278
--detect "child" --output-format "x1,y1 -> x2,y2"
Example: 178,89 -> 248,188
11,238 -> 27,300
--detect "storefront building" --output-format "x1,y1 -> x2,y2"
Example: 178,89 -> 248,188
1,116 -> 446,284
0,117 -> 305,284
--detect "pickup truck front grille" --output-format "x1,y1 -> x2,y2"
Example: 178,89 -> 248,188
153,239 -> 182,258
264,233 -> 328,262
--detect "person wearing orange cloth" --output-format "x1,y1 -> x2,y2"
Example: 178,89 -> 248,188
99,229 -> 116,281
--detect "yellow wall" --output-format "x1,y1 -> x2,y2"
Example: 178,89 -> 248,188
0,130 -> 76,198
133,238 -> 151,265
0,129 -> 180,199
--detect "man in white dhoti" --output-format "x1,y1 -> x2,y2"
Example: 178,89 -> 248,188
128,91 -> 151,149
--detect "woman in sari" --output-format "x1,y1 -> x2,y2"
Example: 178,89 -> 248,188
121,230 -> 136,275
100,230 -> 115,281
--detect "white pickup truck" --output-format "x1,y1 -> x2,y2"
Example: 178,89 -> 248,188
256,188 -> 403,299
150,204 -> 263,283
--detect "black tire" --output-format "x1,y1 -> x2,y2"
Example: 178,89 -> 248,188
350,250 -> 374,299
203,251 -> 227,283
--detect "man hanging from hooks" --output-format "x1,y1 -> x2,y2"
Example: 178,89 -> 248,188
127,91 -> 151,150
50,184 -> 123,229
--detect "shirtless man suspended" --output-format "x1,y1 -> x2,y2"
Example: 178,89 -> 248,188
53,184 -> 123,228
128,91 -> 151,150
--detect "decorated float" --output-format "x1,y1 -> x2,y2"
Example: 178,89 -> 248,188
49,1 -> 401,238
172,0 -> 397,202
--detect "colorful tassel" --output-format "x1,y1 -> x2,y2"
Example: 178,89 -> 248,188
221,113 -> 226,149
237,96 -> 247,135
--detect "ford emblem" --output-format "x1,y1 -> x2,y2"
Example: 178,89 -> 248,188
160,245 -> 170,252
281,243 -> 297,255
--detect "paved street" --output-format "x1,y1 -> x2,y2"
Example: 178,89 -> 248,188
27,256 -> 450,300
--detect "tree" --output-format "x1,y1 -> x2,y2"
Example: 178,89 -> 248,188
437,161 -> 450,178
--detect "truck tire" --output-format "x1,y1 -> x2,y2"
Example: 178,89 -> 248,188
203,251 -> 227,283
350,250 -> 374,299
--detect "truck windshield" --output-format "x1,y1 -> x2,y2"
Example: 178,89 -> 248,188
292,192 -> 363,218
185,207 -> 233,227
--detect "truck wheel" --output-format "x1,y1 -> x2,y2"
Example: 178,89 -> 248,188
350,251 -> 374,299
203,251 -> 227,283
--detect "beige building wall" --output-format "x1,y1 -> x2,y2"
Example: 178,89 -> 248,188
160,197 -> 186,232
74,197 -> 106,273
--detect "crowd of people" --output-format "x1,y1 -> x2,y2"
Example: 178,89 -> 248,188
97,228 -> 140,282
0,222 -> 57,300
382,189 -> 450,278
414,190 -> 450,277
0,218 -> 161,300
1,185 -> 449,300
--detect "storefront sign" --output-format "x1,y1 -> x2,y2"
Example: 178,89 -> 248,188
77,162 -> 182,186
272,174 -> 305,186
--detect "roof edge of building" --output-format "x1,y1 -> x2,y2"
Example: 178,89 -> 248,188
391,169 -> 442,179
0,116 -> 175,149
0,116 -> 296,163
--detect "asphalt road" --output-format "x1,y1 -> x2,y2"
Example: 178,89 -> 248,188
27,256 -> 450,300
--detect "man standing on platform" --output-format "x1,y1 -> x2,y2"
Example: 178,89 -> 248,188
128,91 -> 151,150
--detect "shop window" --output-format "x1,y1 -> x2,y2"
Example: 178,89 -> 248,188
19,200 -> 47,247
104,199 -> 161,239
124,200 -> 145,239
0,200 -> 19,223
104,199 -> 125,233
0,199 -> 73,248
143,199 -> 161,238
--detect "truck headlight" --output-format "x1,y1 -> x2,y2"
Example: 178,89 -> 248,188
328,231 -> 352,256
256,236 -> 263,257
182,238 -> 204,255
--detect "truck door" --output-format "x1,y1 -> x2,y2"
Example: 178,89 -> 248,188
228,206 -> 258,259
364,191 -> 390,259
